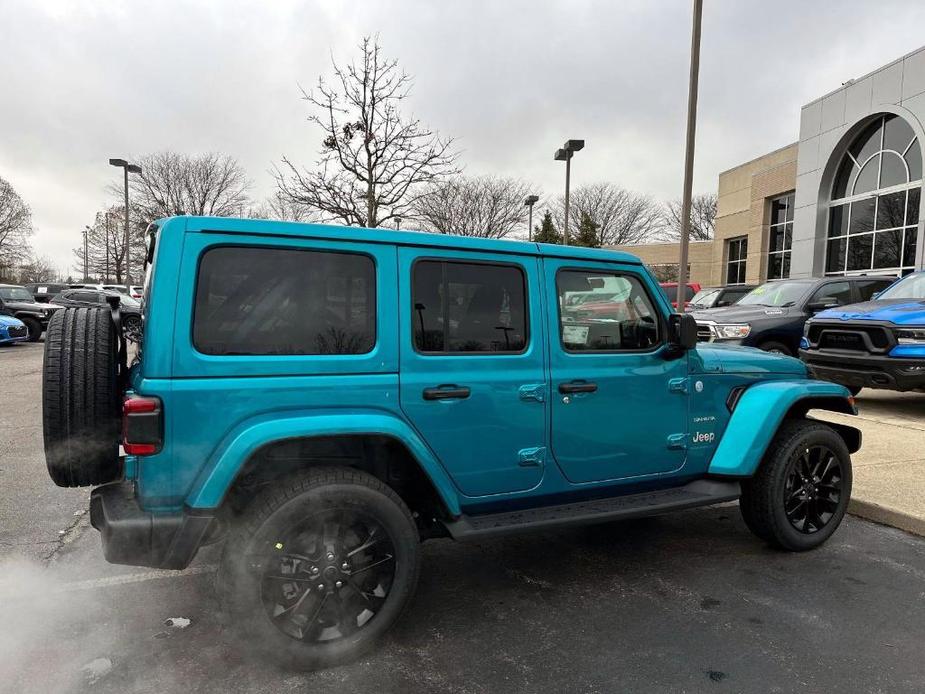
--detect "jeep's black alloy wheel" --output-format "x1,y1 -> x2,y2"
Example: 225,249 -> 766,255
259,509 -> 396,642
783,444 -> 842,534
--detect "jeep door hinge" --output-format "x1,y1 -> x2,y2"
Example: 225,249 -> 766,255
518,446 -> 546,467
668,377 -> 689,395
518,383 -> 546,403
667,433 -> 688,450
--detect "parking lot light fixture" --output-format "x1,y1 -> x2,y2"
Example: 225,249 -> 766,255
554,139 -> 584,245
109,158 -> 142,288
524,195 -> 539,241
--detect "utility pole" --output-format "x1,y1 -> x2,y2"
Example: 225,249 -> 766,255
109,158 -> 142,289
554,140 -> 584,245
676,0 -> 703,313
83,225 -> 90,281
524,195 -> 539,242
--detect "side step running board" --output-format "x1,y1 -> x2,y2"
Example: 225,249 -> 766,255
445,480 -> 740,540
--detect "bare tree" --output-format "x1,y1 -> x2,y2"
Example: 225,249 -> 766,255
72,206 -> 146,283
0,176 -> 34,280
413,176 -> 533,238
16,255 -> 61,284
553,183 -> 662,246
661,192 -> 717,241
248,192 -> 317,223
118,151 -> 251,223
276,36 -> 459,228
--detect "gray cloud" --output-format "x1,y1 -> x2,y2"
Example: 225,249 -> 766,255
3,0 -> 925,273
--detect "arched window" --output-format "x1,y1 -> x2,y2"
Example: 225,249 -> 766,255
827,114 -> 922,275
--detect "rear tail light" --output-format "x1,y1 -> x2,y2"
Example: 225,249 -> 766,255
122,395 -> 163,455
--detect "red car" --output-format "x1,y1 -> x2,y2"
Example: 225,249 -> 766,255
659,282 -> 701,310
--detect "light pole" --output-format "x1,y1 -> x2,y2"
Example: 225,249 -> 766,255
109,158 -> 142,289
554,139 -> 584,245
524,195 -> 539,241
83,225 -> 90,281
675,0 -> 703,313
395,216 -> 402,230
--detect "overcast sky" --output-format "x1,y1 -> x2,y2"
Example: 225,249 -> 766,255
4,0 -> 925,275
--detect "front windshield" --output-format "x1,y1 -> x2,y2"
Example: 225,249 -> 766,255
690,288 -> 720,306
737,281 -> 811,307
0,286 -> 34,302
878,273 -> 925,300
118,294 -> 140,307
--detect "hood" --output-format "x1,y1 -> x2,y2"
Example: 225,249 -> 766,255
692,342 -> 807,376
692,304 -> 793,322
814,298 -> 925,325
0,314 -> 26,328
4,298 -> 51,312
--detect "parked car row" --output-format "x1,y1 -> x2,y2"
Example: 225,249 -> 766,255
0,281 -> 143,343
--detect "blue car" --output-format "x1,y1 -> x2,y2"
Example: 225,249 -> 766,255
800,271 -> 925,393
0,313 -> 29,345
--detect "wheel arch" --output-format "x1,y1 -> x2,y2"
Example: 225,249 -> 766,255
708,380 -> 860,477
184,410 -> 461,519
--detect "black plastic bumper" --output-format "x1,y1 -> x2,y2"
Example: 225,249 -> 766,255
800,349 -> 925,392
89,482 -> 215,569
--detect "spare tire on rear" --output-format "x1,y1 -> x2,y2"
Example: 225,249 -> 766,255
42,308 -> 122,487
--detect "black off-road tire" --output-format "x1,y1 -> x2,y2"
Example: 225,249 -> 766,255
22,316 -> 42,342
739,419 -> 852,551
758,340 -> 793,356
217,467 -> 421,670
42,308 -> 121,487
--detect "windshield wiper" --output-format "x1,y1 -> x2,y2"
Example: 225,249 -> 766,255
780,301 -> 796,308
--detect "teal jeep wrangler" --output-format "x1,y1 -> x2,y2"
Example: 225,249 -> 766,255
42,216 -> 861,668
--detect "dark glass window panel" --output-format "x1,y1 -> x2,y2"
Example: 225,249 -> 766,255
767,254 -> 782,280
883,114 -> 915,153
904,227 -> 918,267
876,191 -> 906,230
785,194 -> 795,221
829,204 -> 849,237
193,246 -> 376,356
908,188 -> 921,226
906,141 -> 922,181
853,155 -> 880,195
857,279 -> 892,301
782,252 -> 791,278
832,157 -> 855,199
849,117 -> 883,164
846,234 -> 874,271
770,198 -> 787,225
769,226 -> 784,252
414,260 -> 528,354
810,281 -> 852,306
784,222 -> 793,248
826,237 -> 847,273
873,229 -> 902,268
879,151 -> 908,188
849,198 -> 875,234
412,260 -> 445,351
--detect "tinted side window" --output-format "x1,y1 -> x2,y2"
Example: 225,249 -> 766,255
412,260 -> 528,354
810,281 -> 852,306
558,270 -> 660,352
856,279 -> 892,301
70,292 -> 98,303
193,246 -> 375,356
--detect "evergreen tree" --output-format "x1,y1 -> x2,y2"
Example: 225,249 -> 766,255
573,211 -> 601,247
533,210 -> 561,244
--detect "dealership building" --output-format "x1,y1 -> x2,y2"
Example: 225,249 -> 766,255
618,45 -> 925,288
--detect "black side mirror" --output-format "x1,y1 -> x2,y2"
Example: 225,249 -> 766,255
668,313 -> 698,353
716,300 -> 730,307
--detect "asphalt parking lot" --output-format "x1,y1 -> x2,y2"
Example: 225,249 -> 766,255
2,341 -> 925,693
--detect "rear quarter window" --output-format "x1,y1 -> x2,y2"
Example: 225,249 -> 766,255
193,246 -> 376,356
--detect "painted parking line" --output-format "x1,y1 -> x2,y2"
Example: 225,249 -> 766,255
0,564 -> 217,599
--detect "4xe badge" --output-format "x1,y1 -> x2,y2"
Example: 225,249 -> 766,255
692,431 -> 715,444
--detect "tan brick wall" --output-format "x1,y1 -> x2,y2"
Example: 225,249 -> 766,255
609,241 -> 715,287
712,142 -> 799,285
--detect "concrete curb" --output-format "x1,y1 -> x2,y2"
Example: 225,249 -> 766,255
849,498 -> 925,537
